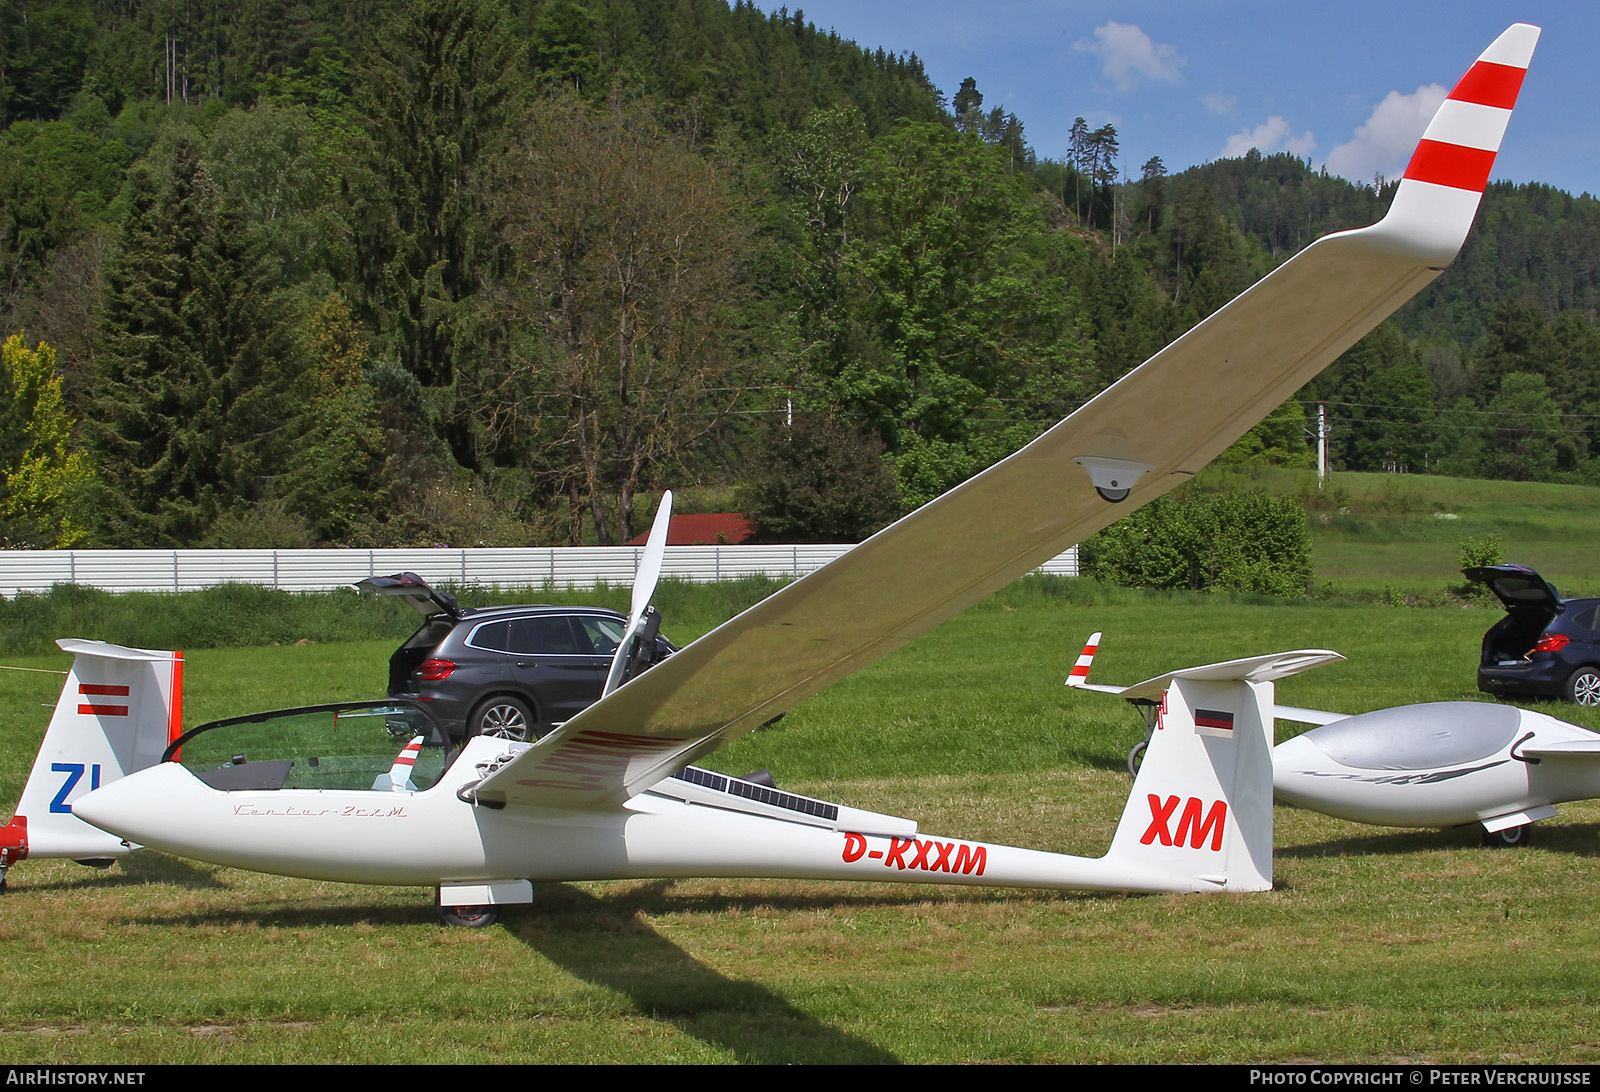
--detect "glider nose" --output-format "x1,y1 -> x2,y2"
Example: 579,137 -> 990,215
72,766 -> 165,841
1271,733 -> 1328,809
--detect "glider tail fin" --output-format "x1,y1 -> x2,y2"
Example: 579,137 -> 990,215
1,640 -> 183,877
1093,650 -> 1341,892
1104,674 -> 1277,892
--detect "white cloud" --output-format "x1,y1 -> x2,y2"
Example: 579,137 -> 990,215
1073,22 -> 1184,92
1325,83 -> 1448,184
1221,116 -> 1315,159
1202,91 -> 1236,117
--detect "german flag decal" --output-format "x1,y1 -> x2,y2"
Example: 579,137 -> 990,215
1194,709 -> 1235,732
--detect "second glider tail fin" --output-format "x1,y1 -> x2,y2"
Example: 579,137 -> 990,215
1,640 -> 184,872
1100,650 -> 1343,893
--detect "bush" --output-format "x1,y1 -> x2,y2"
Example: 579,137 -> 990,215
738,415 -> 904,543
1080,490 -> 1311,596
1456,534 -> 1503,599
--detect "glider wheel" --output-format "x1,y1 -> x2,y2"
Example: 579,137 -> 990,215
437,903 -> 500,928
1482,823 -> 1532,849
1127,741 -> 1147,778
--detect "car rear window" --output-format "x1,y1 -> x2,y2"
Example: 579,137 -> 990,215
401,617 -> 454,651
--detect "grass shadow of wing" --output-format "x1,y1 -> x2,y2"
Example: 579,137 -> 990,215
508,881 -> 902,1064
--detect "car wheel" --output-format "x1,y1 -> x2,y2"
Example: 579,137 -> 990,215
437,903 -> 499,927
471,696 -> 535,741
1564,667 -> 1600,706
1482,823 -> 1532,848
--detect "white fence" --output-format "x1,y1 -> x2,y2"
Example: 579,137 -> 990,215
0,544 -> 1079,597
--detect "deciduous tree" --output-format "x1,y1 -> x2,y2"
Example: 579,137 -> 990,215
491,94 -> 752,544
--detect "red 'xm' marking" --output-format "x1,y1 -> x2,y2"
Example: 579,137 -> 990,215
1448,61 -> 1526,110
1403,140 -> 1497,193
79,684 -> 129,696
1141,795 -> 1227,851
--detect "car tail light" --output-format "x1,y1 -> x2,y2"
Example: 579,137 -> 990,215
417,658 -> 456,680
1533,634 -> 1570,654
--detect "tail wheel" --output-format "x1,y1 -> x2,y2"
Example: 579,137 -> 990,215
1482,823 -> 1532,848
1127,741 -> 1147,778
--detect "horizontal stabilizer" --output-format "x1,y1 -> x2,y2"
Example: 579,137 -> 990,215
1519,740 -> 1600,760
1117,651 -> 1344,703
1273,704 -> 1348,727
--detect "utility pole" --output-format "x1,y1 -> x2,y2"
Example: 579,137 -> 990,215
1316,402 -> 1328,491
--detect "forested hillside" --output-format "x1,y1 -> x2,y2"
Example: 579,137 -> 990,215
3,0 -> 1599,550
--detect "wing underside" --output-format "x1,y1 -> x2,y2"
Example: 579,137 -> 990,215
473,25 -> 1539,812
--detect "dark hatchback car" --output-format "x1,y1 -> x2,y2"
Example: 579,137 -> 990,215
358,573 -> 676,740
1467,564 -> 1600,705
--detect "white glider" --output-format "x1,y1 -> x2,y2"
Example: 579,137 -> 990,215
1068,628 -> 1600,847
1,25 -> 1541,918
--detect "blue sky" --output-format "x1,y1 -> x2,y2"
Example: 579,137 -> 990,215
752,2 -> 1597,196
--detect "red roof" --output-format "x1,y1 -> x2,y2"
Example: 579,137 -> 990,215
625,513 -> 752,546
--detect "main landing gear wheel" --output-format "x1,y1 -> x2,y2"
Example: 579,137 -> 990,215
1564,667 -> 1600,707
437,903 -> 500,927
1482,823 -> 1532,848
1127,741 -> 1147,778
471,696 -> 534,742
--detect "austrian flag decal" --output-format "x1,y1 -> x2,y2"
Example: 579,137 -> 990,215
77,683 -> 129,717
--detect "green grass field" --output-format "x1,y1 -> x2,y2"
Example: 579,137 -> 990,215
1260,468 -> 1600,597
6,577 -> 1600,1064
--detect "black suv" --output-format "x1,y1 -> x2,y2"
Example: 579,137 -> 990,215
358,573 -> 677,740
1468,564 -> 1600,705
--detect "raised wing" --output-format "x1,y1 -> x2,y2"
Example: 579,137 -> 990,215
472,25 -> 1539,811
602,490 -> 672,698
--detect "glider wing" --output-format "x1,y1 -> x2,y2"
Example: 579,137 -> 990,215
473,25 -> 1538,811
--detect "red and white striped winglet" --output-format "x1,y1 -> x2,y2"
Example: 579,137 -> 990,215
386,735 -> 425,791
1065,632 -> 1102,689
1378,24 -> 1539,263
1401,24 -> 1538,194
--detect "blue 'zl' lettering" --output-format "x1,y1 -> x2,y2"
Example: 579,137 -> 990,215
49,763 -> 100,813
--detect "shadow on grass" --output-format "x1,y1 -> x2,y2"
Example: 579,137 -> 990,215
8,851 -> 229,893
133,901 -> 443,928
504,881 -> 903,1064
1279,820 -> 1600,859
1058,746 -> 1135,775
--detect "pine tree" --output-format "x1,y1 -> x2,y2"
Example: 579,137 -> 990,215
348,0 -> 522,471
91,133 -> 301,545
